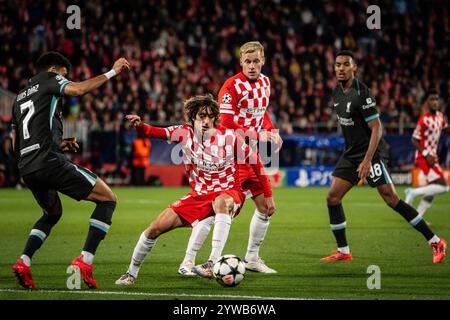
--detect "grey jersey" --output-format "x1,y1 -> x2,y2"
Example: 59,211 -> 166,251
11,71 -> 72,176
332,78 -> 389,159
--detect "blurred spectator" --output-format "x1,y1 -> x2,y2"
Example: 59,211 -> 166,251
0,0 -> 449,182
131,132 -> 151,186
0,135 -> 18,187
0,0 -> 447,133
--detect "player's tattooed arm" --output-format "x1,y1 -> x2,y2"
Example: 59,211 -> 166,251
64,58 -> 131,96
358,118 -> 383,179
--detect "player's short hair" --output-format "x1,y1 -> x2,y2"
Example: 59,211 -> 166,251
36,51 -> 72,73
421,88 -> 439,105
423,88 -> 439,100
240,41 -> 265,58
335,50 -> 356,63
184,94 -> 220,125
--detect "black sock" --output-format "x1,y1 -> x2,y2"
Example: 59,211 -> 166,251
328,203 -> 348,248
393,200 -> 435,241
23,236 -> 44,259
23,213 -> 61,258
83,201 -> 116,254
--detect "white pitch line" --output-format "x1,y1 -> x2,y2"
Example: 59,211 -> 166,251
0,288 -> 310,300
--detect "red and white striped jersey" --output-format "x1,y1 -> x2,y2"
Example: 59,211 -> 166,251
413,111 -> 448,161
218,72 -> 271,132
164,124 -> 252,195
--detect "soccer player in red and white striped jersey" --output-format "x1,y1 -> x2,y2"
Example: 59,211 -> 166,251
179,42 -> 282,276
115,94 -> 274,284
405,89 -> 449,217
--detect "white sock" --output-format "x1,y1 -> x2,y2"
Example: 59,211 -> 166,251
428,235 -> 441,245
81,251 -> 94,265
182,216 -> 214,264
409,184 -> 449,197
338,246 -> 350,254
208,214 -> 232,264
417,198 -> 434,217
21,254 -> 31,267
127,232 -> 157,278
245,210 -> 270,262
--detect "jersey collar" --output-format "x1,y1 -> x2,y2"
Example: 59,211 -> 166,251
339,78 -> 360,95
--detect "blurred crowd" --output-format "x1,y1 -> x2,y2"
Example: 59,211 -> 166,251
0,0 -> 449,185
1,0 -> 449,131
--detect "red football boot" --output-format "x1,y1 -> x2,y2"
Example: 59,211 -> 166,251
321,250 -> 353,261
71,255 -> 98,289
431,239 -> 447,264
12,258 -> 36,289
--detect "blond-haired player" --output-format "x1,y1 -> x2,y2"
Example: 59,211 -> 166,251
178,42 -> 282,275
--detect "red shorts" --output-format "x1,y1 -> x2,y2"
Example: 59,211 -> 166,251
416,157 -> 445,183
239,164 -> 264,199
169,189 -> 245,226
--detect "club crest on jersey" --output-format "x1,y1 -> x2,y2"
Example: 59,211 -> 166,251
346,102 -> 351,113
222,93 -> 232,104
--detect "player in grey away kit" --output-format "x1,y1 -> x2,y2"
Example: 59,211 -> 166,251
11,52 -> 130,289
321,51 -> 446,263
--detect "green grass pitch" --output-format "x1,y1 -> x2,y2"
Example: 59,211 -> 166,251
0,186 -> 449,300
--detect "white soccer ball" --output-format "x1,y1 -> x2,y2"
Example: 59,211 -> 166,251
213,254 -> 246,287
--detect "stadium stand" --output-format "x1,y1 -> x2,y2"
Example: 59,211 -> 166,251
0,0 -> 449,186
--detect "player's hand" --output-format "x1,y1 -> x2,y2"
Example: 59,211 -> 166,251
126,114 -> 142,128
112,58 -> 131,75
264,197 -> 276,216
61,137 -> 79,153
357,159 -> 372,179
259,130 -> 272,143
270,131 -> 283,153
426,155 -> 437,166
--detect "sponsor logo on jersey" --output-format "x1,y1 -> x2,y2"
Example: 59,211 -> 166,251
246,107 -> 266,117
337,115 -> 355,126
362,97 -> 376,109
192,153 -> 226,172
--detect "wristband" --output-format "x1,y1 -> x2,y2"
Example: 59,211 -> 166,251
422,149 -> 429,157
104,69 -> 117,79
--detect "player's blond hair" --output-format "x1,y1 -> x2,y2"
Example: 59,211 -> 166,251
240,41 -> 265,57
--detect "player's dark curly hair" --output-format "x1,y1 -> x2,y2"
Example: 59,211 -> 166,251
184,94 -> 220,125
36,51 -> 72,73
423,88 -> 439,102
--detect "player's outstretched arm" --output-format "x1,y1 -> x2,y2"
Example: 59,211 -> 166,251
125,115 -> 169,141
64,58 -> 130,96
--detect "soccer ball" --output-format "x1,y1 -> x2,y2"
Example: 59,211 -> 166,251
213,254 -> 246,287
